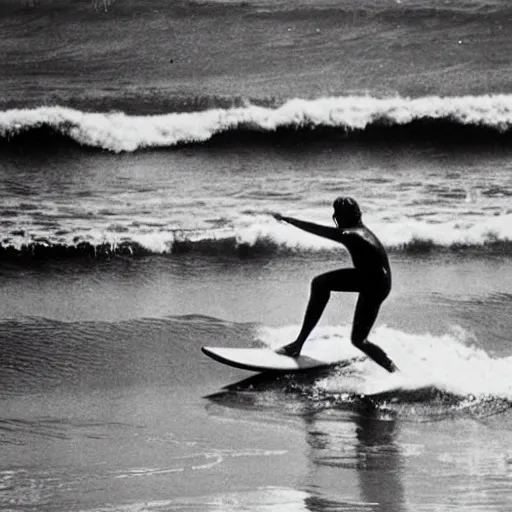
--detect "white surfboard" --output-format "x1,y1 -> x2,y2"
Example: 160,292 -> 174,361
201,346 -> 345,372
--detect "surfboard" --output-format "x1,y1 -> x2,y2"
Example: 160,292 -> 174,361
201,346 -> 345,372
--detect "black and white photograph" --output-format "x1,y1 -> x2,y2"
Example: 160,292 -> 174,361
1,0 -> 512,510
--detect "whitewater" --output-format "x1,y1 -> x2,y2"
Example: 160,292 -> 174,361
2,94 -> 512,152
258,323 -> 512,406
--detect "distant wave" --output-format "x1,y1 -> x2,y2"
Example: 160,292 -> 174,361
1,94 -> 512,152
0,238 -> 510,263
2,213 -> 512,261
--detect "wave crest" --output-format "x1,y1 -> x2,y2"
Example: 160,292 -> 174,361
1,214 -> 512,262
1,94 -> 512,152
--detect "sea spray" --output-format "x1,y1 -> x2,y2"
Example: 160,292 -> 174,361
258,324 -> 512,401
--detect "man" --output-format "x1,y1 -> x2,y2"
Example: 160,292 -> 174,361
273,197 -> 398,373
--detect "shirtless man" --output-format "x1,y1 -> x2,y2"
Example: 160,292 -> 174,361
273,197 -> 398,373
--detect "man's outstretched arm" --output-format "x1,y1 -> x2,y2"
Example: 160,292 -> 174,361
273,214 -> 343,243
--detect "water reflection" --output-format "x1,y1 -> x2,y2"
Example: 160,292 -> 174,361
354,411 -> 405,511
205,374 -> 406,512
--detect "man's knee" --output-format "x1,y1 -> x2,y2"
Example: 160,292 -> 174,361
311,274 -> 328,293
351,320 -> 372,348
351,335 -> 365,349
352,297 -> 382,347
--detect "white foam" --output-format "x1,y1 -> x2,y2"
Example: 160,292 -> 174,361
258,323 -> 512,399
234,213 -> 512,252
1,93 -> 512,152
3,208 -> 512,255
377,214 -> 512,248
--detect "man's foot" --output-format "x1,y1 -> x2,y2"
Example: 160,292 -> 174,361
388,361 -> 400,373
276,341 -> 302,357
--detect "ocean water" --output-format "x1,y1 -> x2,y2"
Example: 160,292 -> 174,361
2,0 -> 512,510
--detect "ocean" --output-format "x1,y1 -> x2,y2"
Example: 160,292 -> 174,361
1,0 -> 512,510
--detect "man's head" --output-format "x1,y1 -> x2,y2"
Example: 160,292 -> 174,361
332,196 -> 362,228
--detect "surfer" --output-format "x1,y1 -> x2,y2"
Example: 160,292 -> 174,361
273,197 -> 398,373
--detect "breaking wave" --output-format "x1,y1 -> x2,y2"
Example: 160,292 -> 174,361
256,323 -> 512,419
1,94 -> 512,152
1,212 -> 512,261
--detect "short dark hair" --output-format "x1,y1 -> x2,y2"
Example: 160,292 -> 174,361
332,197 -> 362,224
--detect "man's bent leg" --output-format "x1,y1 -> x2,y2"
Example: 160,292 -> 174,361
278,269 -> 360,357
351,295 -> 398,373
